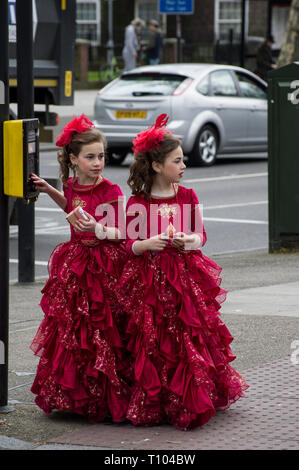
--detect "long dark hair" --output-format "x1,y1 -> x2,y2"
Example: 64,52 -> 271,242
127,133 -> 181,200
57,128 -> 107,184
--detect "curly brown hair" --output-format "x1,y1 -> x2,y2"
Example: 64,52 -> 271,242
127,133 -> 181,200
57,127 -> 107,184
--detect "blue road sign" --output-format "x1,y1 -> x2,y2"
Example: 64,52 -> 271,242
159,0 -> 193,14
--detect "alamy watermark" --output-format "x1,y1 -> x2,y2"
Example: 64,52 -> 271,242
94,199 -> 204,241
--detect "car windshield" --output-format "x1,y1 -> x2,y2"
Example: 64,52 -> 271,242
103,73 -> 188,97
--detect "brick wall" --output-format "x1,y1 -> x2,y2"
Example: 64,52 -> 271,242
166,0 -> 214,43
248,0 -> 268,37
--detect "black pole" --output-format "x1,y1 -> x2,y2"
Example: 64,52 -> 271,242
16,0 -> 35,284
106,0 -> 115,66
0,0 -> 14,413
229,28 -> 234,64
240,0 -> 246,67
267,0 -> 273,37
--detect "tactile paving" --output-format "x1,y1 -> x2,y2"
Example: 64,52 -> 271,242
49,356 -> 299,450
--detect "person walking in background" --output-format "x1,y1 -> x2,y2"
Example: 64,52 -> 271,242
122,18 -> 145,71
256,34 -> 277,81
143,19 -> 163,65
30,114 -> 130,424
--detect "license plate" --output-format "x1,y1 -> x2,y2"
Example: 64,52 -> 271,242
115,110 -> 147,119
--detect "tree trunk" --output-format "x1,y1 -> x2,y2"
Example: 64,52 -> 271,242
277,0 -> 299,68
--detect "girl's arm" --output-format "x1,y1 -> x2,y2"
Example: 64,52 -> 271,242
126,198 -> 167,255
30,173 -> 67,210
171,189 -> 206,252
73,188 -> 125,241
171,232 -> 202,252
189,191 -> 207,247
131,235 -> 168,255
73,216 -> 121,240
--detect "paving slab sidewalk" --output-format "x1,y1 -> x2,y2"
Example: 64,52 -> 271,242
1,249 -> 298,450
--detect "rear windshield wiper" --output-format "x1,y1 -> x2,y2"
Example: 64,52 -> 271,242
132,91 -> 164,96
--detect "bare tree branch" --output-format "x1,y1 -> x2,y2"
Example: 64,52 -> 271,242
277,0 -> 299,67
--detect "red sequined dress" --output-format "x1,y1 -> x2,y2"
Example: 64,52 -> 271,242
117,184 -> 249,430
30,177 -> 130,422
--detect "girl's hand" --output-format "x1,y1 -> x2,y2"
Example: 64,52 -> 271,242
146,234 -> 168,252
30,173 -> 51,193
137,234 -> 168,254
132,235 -> 168,255
73,214 -> 97,233
171,232 -> 196,252
30,173 -> 67,210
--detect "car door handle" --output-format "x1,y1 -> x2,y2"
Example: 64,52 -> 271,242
216,104 -> 224,110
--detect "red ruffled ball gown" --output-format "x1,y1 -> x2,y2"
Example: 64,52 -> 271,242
30,176 -> 130,423
117,184 -> 249,430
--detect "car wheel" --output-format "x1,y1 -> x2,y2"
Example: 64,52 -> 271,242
190,125 -> 218,166
106,148 -> 128,166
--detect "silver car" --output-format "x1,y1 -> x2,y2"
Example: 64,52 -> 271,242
94,63 -> 267,166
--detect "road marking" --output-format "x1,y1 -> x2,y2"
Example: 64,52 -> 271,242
184,172 -> 267,183
9,259 -> 48,266
10,224 -> 69,236
34,200 -> 268,213
205,200 -> 267,210
35,207 -> 62,212
204,216 -> 267,224
212,246 -> 266,255
35,225 -> 69,235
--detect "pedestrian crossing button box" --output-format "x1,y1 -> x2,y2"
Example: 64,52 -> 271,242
3,118 -> 39,199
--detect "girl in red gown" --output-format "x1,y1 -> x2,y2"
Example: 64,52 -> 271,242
117,114 -> 249,430
30,114 -> 130,423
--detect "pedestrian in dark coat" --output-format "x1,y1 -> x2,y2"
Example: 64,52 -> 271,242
144,19 -> 163,65
256,35 -> 276,81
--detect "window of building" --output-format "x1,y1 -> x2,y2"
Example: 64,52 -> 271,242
135,0 -> 166,43
215,0 -> 248,43
135,0 -> 167,31
135,0 -> 159,23
76,0 -> 100,46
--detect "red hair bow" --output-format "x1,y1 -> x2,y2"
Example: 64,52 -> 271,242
56,113 -> 94,148
132,113 -> 172,155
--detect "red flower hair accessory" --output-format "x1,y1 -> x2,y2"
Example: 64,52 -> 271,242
56,113 -> 95,148
132,113 -> 172,155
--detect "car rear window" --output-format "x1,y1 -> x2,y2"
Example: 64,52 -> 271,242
103,73 -> 188,97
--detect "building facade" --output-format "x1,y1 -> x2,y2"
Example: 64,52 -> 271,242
75,0 -> 291,73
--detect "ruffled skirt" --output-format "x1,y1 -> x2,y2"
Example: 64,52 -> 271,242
30,239 -> 130,423
117,248 -> 249,430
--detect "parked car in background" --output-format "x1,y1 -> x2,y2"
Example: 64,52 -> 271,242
94,63 -> 268,166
